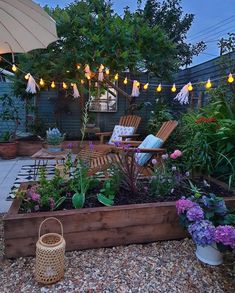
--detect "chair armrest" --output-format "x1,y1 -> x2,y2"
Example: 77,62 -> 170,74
113,140 -> 142,146
96,131 -> 113,144
96,132 -> 113,137
116,147 -> 165,153
119,134 -> 140,139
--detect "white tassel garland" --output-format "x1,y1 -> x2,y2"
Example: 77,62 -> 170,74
131,80 -> 140,97
174,84 -> 190,105
98,64 -> 104,82
26,74 -> 38,94
84,64 -> 91,79
72,83 -> 80,98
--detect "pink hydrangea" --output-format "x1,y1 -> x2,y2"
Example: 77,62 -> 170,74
175,198 -> 196,214
170,150 -> 182,159
31,192 -> 40,201
215,225 -> 235,249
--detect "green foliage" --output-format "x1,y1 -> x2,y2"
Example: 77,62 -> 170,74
70,159 -> 99,208
148,99 -> 174,133
97,179 -> 116,206
0,94 -> 21,141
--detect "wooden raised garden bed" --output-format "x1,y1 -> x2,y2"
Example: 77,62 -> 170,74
4,182 -> 235,258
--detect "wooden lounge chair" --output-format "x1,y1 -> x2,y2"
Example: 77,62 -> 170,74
88,120 -> 178,176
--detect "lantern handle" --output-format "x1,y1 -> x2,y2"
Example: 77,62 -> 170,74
38,217 -> 63,239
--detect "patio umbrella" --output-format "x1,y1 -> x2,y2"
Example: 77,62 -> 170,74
0,0 -> 58,54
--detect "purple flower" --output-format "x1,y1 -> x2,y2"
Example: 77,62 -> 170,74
152,158 -> 157,165
34,205 -> 40,211
114,141 -> 121,147
186,206 -> 204,221
215,225 -> 235,249
185,171 -> 190,177
67,143 -> 73,149
175,198 -> 196,214
89,141 -> 94,152
172,166 -> 176,171
31,192 -> 40,201
123,144 -> 131,150
135,148 -> 141,153
161,154 -> 169,160
188,220 -> 215,246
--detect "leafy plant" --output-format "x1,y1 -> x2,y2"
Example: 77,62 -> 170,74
46,128 -> 65,145
97,179 -> 116,206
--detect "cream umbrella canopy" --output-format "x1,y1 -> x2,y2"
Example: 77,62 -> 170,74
0,0 -> 58,54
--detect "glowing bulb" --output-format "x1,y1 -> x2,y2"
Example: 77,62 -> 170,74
123,77 -> 128,85
105,68 -> 110,75
62,82 -> 68,89
71,83 -> 74,86
114,73 -> 119,80
81,79 -> 85,84
143,83 -> 149,90
86,75 -> 91,80
12,64 -> 17,72
39,78 -> 45,87
171,83 -> 176,92
76,64 -> 81,70
24,73 -> 30,80
136,81 -> 140,87
187,82 -> 193,91
51,81 -> 56,88
66,70 -> 70,73
156,84 -> 162,92
205,79 -> 212,89
228,73 -> 234,83
100,64 -> 105,70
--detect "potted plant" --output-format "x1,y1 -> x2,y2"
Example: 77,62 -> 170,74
86,113 -> 96,128
45,127 -> 65,153
0,94 -> 21,159
176,194 -> 235,265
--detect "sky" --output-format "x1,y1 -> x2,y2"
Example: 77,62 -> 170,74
36,0 -> 235,67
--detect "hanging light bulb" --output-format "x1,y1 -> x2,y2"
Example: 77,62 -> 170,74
105,68 -> 110,75
205,78 -> 212,89
114,73 -> 119,80
100,64 -> 105,70
86,74 -> 91,80
12,64 -> 17,72
228,73 -> 234,83
24,73 -> 30,80
81,79 -> 85,84
187,82 -> 193,91
123,77 -> 128,85
51,81 -> 56,88
39,78 -> 45,87
156,84 -> 162,92
76,64 -> 81,70
171,83 -> 176,92
136,81 -> 140,87
71,83 -> 74,86
62,82 -> 68,89
66,70 -> 70,73
143,83 -> 149,90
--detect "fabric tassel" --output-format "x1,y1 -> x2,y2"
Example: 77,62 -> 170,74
131,80 -> 140,97
72,83 -> 80,98
174,84 -> 189,105
84,64 -> 91,79
26,74 -> 38,94
98,65 -> 104,82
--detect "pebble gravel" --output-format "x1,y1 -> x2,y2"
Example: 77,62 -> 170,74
0,214 -> 234,293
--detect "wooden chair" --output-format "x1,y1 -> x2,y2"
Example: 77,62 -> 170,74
88,120 -> 178,176
91,115 -> 142,155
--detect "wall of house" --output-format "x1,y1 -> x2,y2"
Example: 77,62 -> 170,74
0,82 -> 26,137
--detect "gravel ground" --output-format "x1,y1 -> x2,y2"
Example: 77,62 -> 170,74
0,214 -> 234,293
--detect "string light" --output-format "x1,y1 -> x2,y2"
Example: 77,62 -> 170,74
24,73 -> 30,80
188,82 -> 193,91
62,82 -> 68,89
100,64 -> 105,70
136,81 -> 140,87
123,77 -> 128,84
171,83 -> 176,92
205,78 -> 212,89
228,73 -> 234,83
143,83 -> 149,90
86,75 -> 91,80
81,79 -> 85,84
156,84 -> 162,92
12,64 -> 17,72
76,64 -> 81,70
105,68 -> 110,75
39,78 -> 45,87
114,73 -> 119,80
66,70 -> 70,73
51,81 -> 56,88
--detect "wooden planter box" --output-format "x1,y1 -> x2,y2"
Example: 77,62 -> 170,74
4,183 -> 235,258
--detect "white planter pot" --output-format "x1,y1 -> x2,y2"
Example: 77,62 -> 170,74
196,243 -> 223,265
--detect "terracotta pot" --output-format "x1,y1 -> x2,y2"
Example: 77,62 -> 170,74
0,141 -> 18,159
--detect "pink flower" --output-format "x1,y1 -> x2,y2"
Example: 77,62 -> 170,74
175,199 -> 196,214
174,150 -> 182,157
49,198 -> 55,210
170,153 -> 177,159
31,192 -> 40,201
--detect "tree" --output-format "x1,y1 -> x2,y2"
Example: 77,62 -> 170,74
143,0 -> 206,67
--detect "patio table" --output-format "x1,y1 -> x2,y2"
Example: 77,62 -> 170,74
31,148 -> 69,180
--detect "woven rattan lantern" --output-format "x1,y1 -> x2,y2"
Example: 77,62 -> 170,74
35,217 -> 66,284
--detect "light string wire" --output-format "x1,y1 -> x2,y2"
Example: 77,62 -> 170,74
0,55 -> 234,90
